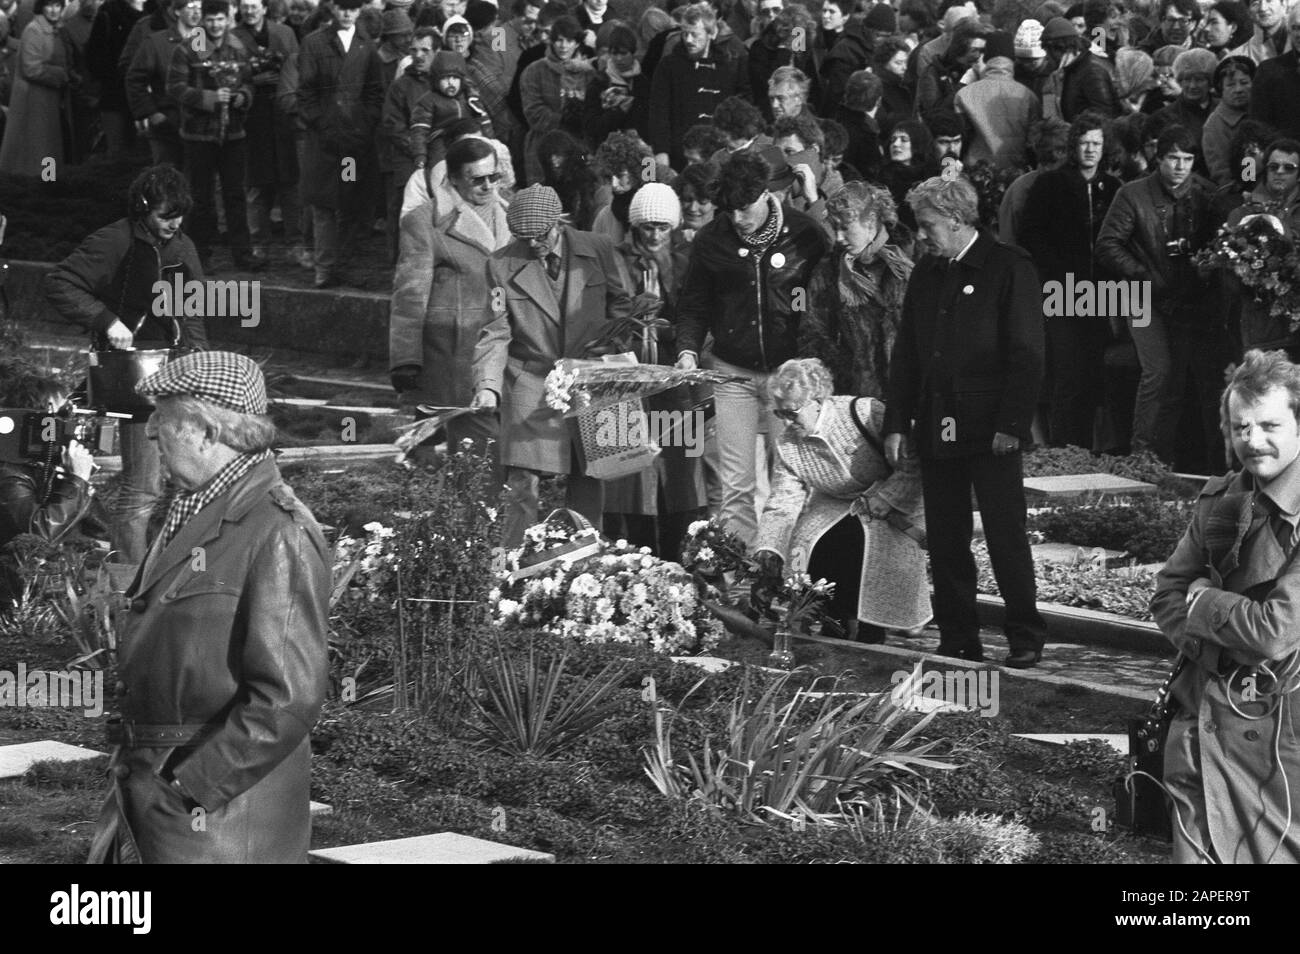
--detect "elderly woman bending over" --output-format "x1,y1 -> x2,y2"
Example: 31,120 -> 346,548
752,358 -> 931,642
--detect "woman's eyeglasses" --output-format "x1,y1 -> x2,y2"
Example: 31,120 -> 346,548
773,401 -> 814,422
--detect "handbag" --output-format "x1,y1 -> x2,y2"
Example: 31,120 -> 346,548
1112,655 -> 1187,840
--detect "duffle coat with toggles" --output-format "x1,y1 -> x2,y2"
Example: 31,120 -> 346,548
754,395 -> 932,629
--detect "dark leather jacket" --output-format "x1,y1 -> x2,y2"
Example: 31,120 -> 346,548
0,460 -> 92,549
1095,170 -> 1221,321
675,202 -> 830,372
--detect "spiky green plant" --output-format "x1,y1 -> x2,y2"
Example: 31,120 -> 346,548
464,640 -> 633,759
644,668 -> 957,824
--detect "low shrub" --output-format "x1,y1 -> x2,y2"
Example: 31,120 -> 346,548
1023,445 -> 1174,485
1029,496 -> 1192,563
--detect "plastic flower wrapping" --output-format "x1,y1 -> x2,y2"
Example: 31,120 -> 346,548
489,534 -> 725,655
1194,214 -> 1300,328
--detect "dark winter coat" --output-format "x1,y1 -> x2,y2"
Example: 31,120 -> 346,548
123,22 -> 190,139
648,42 -> 744,171
44,217 -> 209,350
1059,49 -> 1119,121
232,19 -> 299,185
818,19 -> 870,116
1094,171 -> 1221,322
675,202 -> 830,373
883,230 -> 1044,458
296,26 -> 384,209
86,0 -> 148,112
165,30 -> 254,142
1020,164 -> 1121,285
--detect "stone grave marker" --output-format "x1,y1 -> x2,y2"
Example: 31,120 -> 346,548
311,832 -> 555,864
0,741 -> 106,780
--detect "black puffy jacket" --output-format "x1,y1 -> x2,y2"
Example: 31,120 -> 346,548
675,203 -> 830,373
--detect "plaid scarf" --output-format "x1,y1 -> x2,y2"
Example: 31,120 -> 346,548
739,194 -> 784,254
160,450 -> 272,548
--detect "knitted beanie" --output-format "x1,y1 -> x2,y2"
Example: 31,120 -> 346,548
1014,19 -> 1045,58
628,183 -> 682,228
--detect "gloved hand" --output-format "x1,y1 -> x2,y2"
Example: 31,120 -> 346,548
750,550 -> 785,613
390,365 -> 422,394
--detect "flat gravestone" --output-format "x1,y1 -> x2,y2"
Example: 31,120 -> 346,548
310,832 -> 555,864
310,801 -> 333,818
1023,474 -> 1156,499
1031,543 -> 1128,569
670,656 -> 736,674
1013,733 -> 1128,755
0,741 -> 106,779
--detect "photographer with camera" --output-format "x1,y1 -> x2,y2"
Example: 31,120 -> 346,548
44,164 -> 209,566
1096,124 -> 1228,473
0,361 -> 96,615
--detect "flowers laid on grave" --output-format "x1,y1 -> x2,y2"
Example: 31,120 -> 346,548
488,512 -> 725,655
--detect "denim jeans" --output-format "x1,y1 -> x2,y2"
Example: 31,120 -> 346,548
110,420 -> 163,566
701,354 -> 779,548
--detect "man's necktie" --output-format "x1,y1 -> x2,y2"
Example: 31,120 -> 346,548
546,252 -> 561,282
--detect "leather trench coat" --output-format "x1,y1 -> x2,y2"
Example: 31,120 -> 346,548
88,459 -> 330,864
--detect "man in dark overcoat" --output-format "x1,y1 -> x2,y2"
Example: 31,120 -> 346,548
296,0 -> 383,287
883,173 -> 1048,667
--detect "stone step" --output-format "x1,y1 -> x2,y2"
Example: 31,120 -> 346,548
0,740 -> 106,779
310,832 -> 555,865
310,801 -> 333,818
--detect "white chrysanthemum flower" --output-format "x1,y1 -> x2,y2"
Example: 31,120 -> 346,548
497,598 -> 521,617
687,520 -> 710,536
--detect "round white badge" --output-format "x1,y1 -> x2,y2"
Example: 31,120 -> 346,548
962,284 -> 974,295
738,248 -> 749,257
0,416 -> 12,435
770,252 -> 786,268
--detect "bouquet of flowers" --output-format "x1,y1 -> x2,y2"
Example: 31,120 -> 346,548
1194,214 -> 1300,328
209,57 -> 244,144
679,517 -> 754,581
769,573 -> 836,633
488,529 -> 725,655
332,521 -> 399,607
247,46 -> 284,85
543,359 -> 740,417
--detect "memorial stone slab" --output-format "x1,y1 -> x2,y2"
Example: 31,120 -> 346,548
1031,543 -> 1129,569
1023,474 -> 1156,499
310,832 -> 555,864
0,741 -> 106,779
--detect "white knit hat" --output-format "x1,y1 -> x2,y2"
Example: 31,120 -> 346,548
1014,19 -> 1045,58
628,183 -> 682,229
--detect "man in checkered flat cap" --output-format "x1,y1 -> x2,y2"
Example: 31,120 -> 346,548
471,184 -> 633,546
88,350 -> 330,864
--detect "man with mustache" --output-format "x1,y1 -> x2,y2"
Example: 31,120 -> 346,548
1152,348 -> 1300,863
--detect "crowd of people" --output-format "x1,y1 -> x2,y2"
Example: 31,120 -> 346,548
7,0 -> 1300,863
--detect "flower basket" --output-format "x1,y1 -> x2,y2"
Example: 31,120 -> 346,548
508,508 -> 604,582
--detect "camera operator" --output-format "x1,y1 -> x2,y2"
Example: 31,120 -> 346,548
1095,123 -> 1228,473
44,164 -> 209,566
0,362 -> 96,614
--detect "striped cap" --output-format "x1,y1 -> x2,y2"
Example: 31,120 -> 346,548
136,350 -> 268,415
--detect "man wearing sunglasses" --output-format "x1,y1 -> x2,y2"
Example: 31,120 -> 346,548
470,184 -> 633,547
